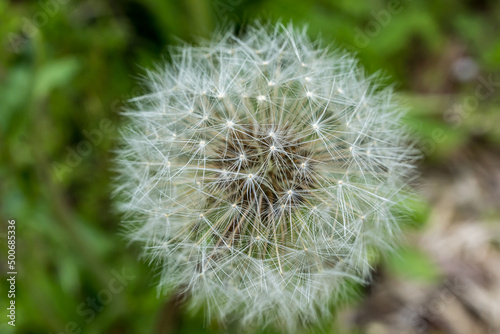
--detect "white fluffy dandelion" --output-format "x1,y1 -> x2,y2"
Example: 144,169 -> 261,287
114,23 -> 418,331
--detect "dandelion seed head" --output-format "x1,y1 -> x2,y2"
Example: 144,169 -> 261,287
115,23 -> 418,332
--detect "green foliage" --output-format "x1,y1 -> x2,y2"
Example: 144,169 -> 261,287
385,246 -> 441,283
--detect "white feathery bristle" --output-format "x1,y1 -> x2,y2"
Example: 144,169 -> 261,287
114,23 -> 419,332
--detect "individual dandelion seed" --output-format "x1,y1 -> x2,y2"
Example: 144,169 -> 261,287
114,23 -> 419,332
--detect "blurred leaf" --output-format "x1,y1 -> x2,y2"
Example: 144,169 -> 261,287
59,255 -> 81,294
33,57 -> 81,100
484,40 -> 500,67
0,324 -> 15,334
386,247 -> 440,282
0,65 -> 31,132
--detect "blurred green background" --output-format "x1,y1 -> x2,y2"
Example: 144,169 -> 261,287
1,0 -> 500,333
